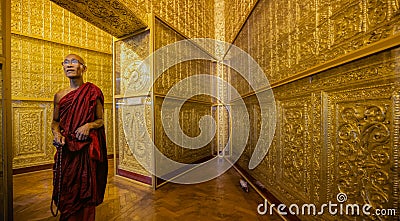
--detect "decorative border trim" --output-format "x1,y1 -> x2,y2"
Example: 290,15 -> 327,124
13,163 -> 53,175
231,34 -> 400,102
117,169 -> 152,185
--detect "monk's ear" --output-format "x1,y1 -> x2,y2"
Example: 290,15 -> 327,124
82,64 -> 87,72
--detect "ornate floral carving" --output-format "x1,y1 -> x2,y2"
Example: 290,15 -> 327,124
335,102 -> 392,218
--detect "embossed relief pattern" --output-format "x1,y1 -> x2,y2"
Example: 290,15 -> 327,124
154,97 -> 212,165
279,98 -> 312,202
233,0 -> 400,89
104,104 -> 114,156
152,0 -> 215,40
233,47 -> 400,220
11,0 -> 113,169
11,0 -> 112,53
328,87 -> 394,220
116,102 -> 152,176
154,19 -> 213,103
12,102 -> 54,168
224,0 -> 258,43
11,34 -> 112,99
50,0 -> 146,38
114,32 -> 152,177
115,31 -> 149,96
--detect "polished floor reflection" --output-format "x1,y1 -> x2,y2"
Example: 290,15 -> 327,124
13,160 -> 282,221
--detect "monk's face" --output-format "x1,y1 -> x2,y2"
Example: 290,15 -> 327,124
62,54 -> 86,79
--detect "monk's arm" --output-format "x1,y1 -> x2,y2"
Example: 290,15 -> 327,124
75,98 -> 104,141
52,93 -> 65,146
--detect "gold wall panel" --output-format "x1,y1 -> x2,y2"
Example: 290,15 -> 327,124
114,30 -> 150,96
50,0 -> 147,38
153,18 -> 213,103
11,0 -> 112,54
234,47 -> 400,220
12,101 -> 53,169
12,101 -> 114,169
233,0 -> 400,89
151,0 -> 215,40
104,104 -> 114,156
224,0 -> 258,43
326,86 -> 394,220
11,0 -> 114,169
115,101 -> 152,177
154,97 -> 213,165
114,30 -> 152,178
11,34 -> 113,100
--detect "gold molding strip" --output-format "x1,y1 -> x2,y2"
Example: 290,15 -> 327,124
114,94 -> 150,99
112,37 -> 117,176
270,33 -> 400,88
230,33 -> 400,102
11,97 -> 113,104
115,175 -> 153,188
154,93 -> 213,105
0,56 -> 5,64
11,97 -> 53,102
149,12 -> 156,190
11,32 -> 112,55
114,27 -> 150,42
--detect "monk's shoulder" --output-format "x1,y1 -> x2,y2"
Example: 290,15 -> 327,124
88,82 -> 101,90
54,87 -> 72,103
87,82 -> 104,95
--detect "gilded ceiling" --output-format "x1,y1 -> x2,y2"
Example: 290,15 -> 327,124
50,0 -> 256,41
50,0 -> 147,38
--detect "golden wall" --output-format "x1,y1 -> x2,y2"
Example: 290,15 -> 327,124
153,18 -> 214,165
114,30 -> 152,178
151,0 -> 215,40
224,0 -> 258,43
114,17 -> 215,184
10,0 -> 113,169
231,0 -> 400,88
230,0 -> 400,220
120,0 -> 216,39
234,48 -> 400,220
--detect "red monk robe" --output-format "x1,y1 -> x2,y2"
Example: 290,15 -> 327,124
52,82 -> 108,220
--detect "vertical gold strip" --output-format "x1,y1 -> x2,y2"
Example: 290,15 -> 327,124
112,37 -> 117,176
2,0 -> 12,218
149,12 -> 156,190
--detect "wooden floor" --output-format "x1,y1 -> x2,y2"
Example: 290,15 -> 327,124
13,160 -> 283,221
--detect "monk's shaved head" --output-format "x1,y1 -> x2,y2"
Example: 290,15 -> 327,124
65,54 -> 86,66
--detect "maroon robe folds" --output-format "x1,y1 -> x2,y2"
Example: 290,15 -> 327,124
52,82 -> 108,220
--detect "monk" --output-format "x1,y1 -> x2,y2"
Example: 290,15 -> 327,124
51,54 -> 108,221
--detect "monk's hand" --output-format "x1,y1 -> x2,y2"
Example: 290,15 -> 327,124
53,133 -> 65,148
75,124 -> 90,141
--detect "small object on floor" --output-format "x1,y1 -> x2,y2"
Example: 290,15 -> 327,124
255,181 -> 265,189
239,179 -> 249,192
